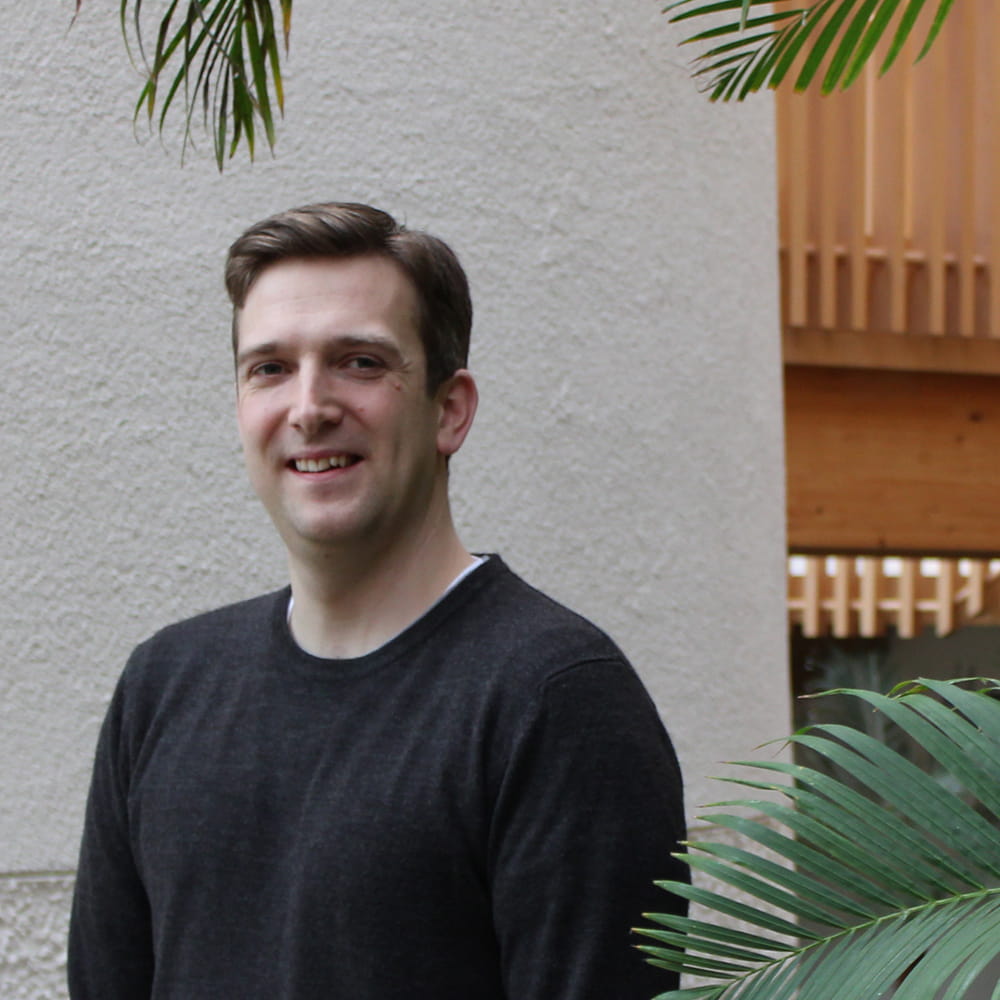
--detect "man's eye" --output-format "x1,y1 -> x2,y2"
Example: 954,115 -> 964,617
250,361 -> 286,378
345,356 -> 383,373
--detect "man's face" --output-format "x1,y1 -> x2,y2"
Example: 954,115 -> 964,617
235,255 -> 450,561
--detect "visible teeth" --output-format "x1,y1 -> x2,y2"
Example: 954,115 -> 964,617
295,456 -> 352,472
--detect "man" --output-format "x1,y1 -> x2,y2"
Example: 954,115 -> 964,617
69,202 -> 687,999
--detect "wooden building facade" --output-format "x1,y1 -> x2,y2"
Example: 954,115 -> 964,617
777,2 -> 1000,636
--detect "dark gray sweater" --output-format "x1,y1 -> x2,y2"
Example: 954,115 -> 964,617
69,556 -> 686,998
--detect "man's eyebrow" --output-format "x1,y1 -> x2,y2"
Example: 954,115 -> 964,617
336,333 -> 402,354
235,333 -> 404,369
235,342 -> 280,368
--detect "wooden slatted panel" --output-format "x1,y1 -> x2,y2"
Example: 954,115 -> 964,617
776,1 -> 994,343
788,555 -> 1000,638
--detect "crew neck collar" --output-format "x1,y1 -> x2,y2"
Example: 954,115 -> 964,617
271,554 -> 502,680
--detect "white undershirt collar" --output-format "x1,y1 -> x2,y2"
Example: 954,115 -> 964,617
285,556 -> 488,646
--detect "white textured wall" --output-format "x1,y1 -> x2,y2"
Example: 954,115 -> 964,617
1,1 -> 787,993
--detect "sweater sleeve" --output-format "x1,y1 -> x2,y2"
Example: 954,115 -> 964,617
68,666 -> 155,999
488,657 -> 688,1000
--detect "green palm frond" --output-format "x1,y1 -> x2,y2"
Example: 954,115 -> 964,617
119,0 -> 293,169
664,0 -> 957,101
637,678 -> 1000,999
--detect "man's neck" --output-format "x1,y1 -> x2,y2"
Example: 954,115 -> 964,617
286,522 -> 476,659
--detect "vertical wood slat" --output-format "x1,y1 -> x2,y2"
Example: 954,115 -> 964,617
819,92 -> 838,329
897,558 -> 918,639
958,1 -> 977,337
858,556 -> 879,636
965,559 -> 986,618
803,556 -> 822,637
776,82 -> 791,333
926,33 -> 948,335
992,11 -> 1000,339
832,557 -> 852,636
901,35 -> 916,252
852,62 -> 871,330
935,559 -> 957,635
887,52 -> 909,333
787,91 -> 809,327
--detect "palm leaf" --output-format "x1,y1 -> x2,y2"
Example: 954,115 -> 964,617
636,678 -> 1000,999
118,0 -> 292,168
663,0 -> 958,100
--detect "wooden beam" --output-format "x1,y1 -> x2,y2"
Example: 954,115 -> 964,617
786,366 -> 1000,555
784,327 -> 1000,376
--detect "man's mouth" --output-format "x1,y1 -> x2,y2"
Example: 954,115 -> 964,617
291,455 -> 361,473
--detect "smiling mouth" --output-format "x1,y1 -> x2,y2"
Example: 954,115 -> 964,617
291,455 -> 361,473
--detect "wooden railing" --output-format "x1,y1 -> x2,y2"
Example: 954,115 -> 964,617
788,555 -> 1000,638
776,0 -> 1000,342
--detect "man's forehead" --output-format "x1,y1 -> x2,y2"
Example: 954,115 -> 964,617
236,256 -> 420,339
244,255 -> 416,307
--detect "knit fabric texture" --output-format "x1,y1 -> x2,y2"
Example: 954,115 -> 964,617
69,556 -> 687,999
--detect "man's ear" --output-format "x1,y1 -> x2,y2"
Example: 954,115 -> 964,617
436,369 -> 478,458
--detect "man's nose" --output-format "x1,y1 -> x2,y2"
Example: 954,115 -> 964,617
289,367 -> 343,435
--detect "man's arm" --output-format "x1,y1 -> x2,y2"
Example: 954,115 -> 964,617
488,657 -> 688,999
68,672 -> 155,999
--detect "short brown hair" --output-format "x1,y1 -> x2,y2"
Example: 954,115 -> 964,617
225,202 -> 472,393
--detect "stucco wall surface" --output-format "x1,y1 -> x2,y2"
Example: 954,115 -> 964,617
0,877 -> 73,1000
2,0 -> 787,993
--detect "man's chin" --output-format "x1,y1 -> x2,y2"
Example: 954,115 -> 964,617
276,509 -> 377,553
284,522 -> 362,549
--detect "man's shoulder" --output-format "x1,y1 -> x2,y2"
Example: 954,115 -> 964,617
102,589 -> 288,739
456,556 -> 630,681
123,587 -> 287,680
477,555 -> 609,630
454,558 -> 668,765
145,587 -> 287,646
